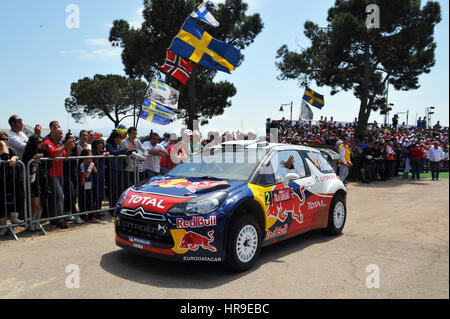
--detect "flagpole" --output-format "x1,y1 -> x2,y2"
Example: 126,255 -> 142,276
136,82 -> 151,130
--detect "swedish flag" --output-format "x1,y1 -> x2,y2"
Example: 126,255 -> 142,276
303,87 -> 325,110
139,98 -> 174,126
169,17 -> 241,73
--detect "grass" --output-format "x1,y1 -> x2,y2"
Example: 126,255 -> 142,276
419,171 -> 449,179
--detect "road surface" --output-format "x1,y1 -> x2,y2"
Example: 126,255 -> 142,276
0,178 -> 448,299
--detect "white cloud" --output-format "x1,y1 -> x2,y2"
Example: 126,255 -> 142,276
59,37 -> 121,60
84,38 -> 110,46
129,7 -> 145,29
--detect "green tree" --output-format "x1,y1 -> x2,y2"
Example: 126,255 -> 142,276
276,0 -> 441,138
109,0 -> 263,129
65,74 -> 148,128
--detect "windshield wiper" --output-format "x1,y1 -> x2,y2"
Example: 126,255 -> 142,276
199,176 -> 227,180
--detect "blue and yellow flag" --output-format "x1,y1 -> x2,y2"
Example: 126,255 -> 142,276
139,98 -> 174,126
303,87 -> 325,110
169,17 -> 241,73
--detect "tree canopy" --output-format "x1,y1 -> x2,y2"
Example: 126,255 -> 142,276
276,0 -> 441,138
65,74 -> 148,128
109,0 -> 263,129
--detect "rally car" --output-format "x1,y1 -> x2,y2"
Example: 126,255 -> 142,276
114,140 -> 347,272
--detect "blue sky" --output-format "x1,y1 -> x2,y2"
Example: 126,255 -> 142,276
0,0 -> 448,138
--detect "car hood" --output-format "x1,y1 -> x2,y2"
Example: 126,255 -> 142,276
120,176 -> 247,214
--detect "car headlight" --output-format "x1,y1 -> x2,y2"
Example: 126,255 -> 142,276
117,187 -> 132,207
168,192 -> 228,216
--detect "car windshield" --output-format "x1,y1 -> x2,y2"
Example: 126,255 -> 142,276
168,148 -> 269,181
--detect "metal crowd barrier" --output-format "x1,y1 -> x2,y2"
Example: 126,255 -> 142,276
1,155 -> 145,240
0,159 -> 27,240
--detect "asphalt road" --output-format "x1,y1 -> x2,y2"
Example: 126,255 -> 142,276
0,177 -> 448,299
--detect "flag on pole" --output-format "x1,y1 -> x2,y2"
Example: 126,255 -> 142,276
145,79 -> 180,109
139,98 -> 174,125
160,50 -> 194,85
191,1 -> 220,27
299,100 -> 314,120
169,17 -> 241,73
303,86 -> 325,109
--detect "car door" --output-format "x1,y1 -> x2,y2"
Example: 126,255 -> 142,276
252,149 -> 315,240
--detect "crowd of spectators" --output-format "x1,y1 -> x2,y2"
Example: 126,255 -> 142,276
265,116 -> 449,185
0,116 -> 193,233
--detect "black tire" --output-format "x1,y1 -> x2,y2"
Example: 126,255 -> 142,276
225,214 -> 262,272
324,194 -> 346,235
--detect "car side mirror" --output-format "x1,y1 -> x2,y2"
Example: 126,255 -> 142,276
283,172 -> 300,187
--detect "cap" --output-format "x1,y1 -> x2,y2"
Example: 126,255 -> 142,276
184,129 -> 193,136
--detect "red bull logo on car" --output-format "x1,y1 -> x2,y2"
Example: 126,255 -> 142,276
266,185 -> 307,224
176,216 -> 217,229
178,230 -> 217,252
150,179 -> 228,193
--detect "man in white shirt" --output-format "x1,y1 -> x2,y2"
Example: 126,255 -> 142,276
143,132 -> 168,178
427,141 -> 444,181
121,127 -> 147,184
7,115 -> 29,160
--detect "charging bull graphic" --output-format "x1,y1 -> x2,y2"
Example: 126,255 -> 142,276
179,230 -> 217,252
150,179 -> 227,193
267,185 -> 307,224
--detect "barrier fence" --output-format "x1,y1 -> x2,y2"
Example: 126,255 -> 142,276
0,159 -> 27,240
1,152 -> 447,241
1,155 -> 144,240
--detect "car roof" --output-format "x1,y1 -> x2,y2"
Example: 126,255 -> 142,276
218,140 -> 320,152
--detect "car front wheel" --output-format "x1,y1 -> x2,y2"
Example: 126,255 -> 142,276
225,214 -> 262,272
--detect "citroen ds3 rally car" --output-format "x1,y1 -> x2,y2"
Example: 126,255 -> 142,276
114,141 -> 347,272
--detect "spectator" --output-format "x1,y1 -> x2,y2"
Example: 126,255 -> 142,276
181,129 -> 193,158
77,130 -> 91,155
408,143 -> 424,180
105,130 -> 132,207
434,121 -> 442,130
427,141 -> 444,181
161,133 -> 171,149
338,137 -> 352,185
62,131 -> 83,225
87,130 -> 95,147
7,115 -> 29,160
43,126 -> 76,228
0,132 -> 23,235
143,132 -> 168,178
79,149 -> 99,222
44,121 -> 60,141
22,135 -> 47,231
92,138 -> 109,213
121,127 -> 148,184
160,134 -> 187,175
383,141 -> 395,180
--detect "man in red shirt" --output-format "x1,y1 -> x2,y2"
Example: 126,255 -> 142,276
43,127 -> 75,228
160,135 -> 187,175
408,143 -> 424,180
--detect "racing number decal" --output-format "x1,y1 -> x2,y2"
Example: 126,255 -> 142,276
265,192 -> 272,205
309,150 -> 324,171
265,188 -> 293,205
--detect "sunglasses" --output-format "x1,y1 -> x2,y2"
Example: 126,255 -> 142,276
0,137 -> 8,141
52,126 -> 61,130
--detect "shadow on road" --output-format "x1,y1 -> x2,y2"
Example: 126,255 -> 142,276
99,229 -> 339,289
